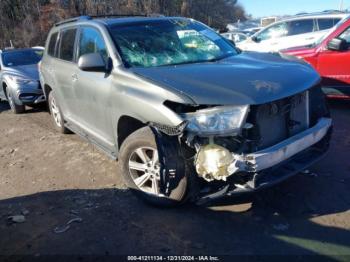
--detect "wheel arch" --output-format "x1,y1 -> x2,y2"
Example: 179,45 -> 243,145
43,84 -> 52,100
2,81 -> 8,98
117,115 -> 146,151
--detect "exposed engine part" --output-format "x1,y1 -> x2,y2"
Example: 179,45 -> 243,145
195,144 -> 237,182
195,117 -> 332,182
247,91 -> 309,150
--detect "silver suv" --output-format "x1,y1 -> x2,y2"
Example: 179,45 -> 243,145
0,48 -> 45,114
40,16 -> 332,206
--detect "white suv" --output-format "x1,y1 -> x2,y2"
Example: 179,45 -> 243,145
238,13 -> 348,52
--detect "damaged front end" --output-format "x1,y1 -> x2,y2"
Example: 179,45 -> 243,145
150,86 -> 332,206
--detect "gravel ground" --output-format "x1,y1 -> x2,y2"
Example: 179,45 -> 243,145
0,100 -> 349,260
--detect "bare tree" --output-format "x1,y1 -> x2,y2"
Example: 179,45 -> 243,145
0,0 -> 246,49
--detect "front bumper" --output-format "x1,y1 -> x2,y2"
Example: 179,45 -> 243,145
196,118 -> 332,206
18,93 -> 46,105
235,117 -> 332,173
15,88 -> 45,105
322,86 -> 350,100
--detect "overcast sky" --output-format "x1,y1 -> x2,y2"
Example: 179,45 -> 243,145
238,0 -> 350,17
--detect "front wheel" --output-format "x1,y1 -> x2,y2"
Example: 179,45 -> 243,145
7,91 -> 25,114
118,127 -> 188,206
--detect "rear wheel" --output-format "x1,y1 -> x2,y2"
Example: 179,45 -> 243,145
118,127 -> 188,206
48,91 -> 70,134
7,91 -> 25,114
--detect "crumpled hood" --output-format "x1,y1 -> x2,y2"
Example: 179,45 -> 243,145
4,64 -> 39,80
131,52 -> 320,105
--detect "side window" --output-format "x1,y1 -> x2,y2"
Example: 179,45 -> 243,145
78,27 -> 108,62
48,32 -> 58,57
318,18 -> 341,31
338,27 -> 350,44
59,28 -> 77,62
256,22 -> 288,41
287,19 -> 314,36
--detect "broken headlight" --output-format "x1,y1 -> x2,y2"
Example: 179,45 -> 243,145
9,76 -> 37,85
183,105 -> 249,136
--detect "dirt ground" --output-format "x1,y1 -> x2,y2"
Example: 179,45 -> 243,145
0,100 -> 349,260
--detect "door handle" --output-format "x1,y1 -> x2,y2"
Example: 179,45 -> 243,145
71,73 -> 78,82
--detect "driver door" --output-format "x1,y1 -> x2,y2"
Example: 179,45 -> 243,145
317,26 -> 350,87
72,26 -> 115,152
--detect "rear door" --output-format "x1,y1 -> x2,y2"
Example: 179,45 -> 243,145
317,26 -> 350,87
54,27 -> 79,120
281,18 -> 317,49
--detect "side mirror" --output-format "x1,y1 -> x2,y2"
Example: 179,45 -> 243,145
327,38 -> 348,51
78,53 -> 107,72
251,36 -> 260,43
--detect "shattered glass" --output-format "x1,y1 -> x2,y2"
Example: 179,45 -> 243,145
109,19 -> 237,68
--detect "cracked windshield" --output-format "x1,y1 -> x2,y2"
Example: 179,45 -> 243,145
110,19 -> 238,67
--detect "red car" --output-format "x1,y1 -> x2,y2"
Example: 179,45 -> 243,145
282,15 -> 350,99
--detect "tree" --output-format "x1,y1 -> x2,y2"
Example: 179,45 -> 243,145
0,0 -> 246,49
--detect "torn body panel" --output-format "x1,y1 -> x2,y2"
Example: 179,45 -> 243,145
150,85 -> 332,205
150,126 -> 195,197
194,117 -> 331,181
196,135 -> 331,206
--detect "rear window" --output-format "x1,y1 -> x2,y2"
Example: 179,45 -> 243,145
318,18 -> 341,30
59,28 -> 77,62
288,19 -> 314,36
48,32 -> 58,57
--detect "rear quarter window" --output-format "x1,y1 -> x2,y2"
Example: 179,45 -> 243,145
48,32 -> 58,57
58,28 -> 77,62
318,18 -> 341,30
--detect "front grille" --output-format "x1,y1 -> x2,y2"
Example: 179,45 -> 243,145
248,91 -> 309,150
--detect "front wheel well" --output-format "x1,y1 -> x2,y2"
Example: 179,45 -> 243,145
117,116 -> 146,150
2,82 -> 8,98
43,84 -> 52,99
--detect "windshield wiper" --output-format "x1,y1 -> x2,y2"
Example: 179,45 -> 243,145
161,53 -> 234,67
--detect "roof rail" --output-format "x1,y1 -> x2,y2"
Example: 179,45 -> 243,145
54,13 -> 166,27
90,13 -> 165,18
90,14 -> 146,18
55,16 -> 92,27
293,10 -> 348,17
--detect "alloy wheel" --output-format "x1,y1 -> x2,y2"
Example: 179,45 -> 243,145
7,92 -> 15,110
50,96 -> 62,127
128,147 -> 162,196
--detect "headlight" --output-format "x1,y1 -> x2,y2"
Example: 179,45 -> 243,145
183,105 -> 249,136
9,76 -> 37,85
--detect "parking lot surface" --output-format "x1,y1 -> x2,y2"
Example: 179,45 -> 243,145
0,101 -> 349,259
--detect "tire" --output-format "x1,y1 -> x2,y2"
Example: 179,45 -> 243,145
48,91 -> 70,134
118,127 -> 189,207
7,90 -> 25,114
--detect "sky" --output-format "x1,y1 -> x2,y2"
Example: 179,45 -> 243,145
238,0 -> 350,18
